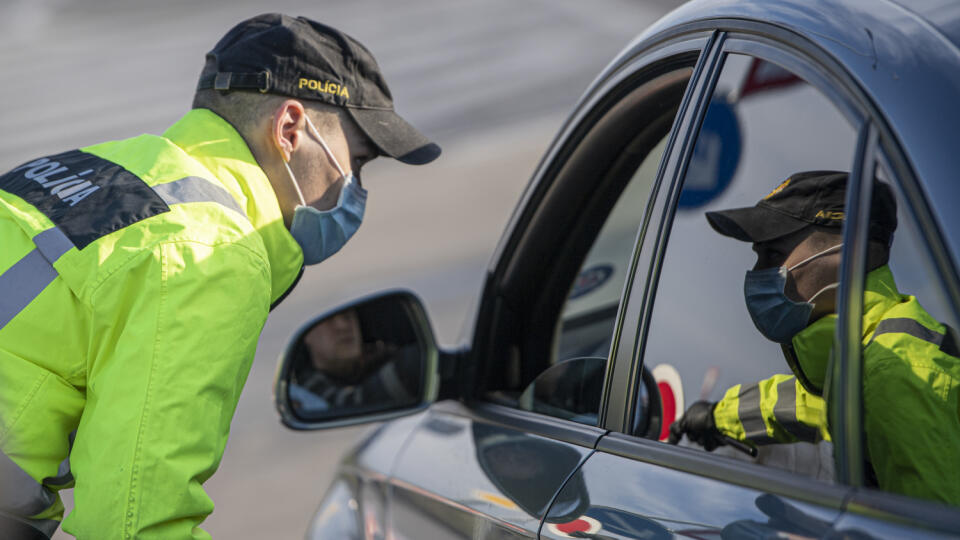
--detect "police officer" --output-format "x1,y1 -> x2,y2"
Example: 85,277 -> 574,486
668,171 -> 960,505
0,14 -> 439,539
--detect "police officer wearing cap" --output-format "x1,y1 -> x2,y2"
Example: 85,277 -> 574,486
0,14 -> 439,539
667,171 -> 960,505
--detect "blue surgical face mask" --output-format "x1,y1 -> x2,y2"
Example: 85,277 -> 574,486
744,243 -> 842,344
280,115 -> 368,265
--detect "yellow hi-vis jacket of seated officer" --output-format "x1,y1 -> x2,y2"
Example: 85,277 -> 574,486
0,108 -> 303,539
713,265 -> 960,506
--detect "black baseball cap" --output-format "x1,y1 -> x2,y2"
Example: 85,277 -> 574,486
197,13 -> 441,165
705,170 -> 898,245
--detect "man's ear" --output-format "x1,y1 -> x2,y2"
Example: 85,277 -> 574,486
272,100 -> 306,162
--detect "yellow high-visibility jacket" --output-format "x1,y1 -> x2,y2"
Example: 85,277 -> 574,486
713,265 -> 960,505
0,108 -> 303,538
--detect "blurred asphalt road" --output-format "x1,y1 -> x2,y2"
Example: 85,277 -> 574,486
0,0 -> 675,537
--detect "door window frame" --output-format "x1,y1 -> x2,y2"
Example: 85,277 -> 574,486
831,136 -> 960,531
461,34 -> 710,448
605,23 -> 877,508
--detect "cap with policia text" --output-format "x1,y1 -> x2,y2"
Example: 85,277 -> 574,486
197,13 -> 441,165
705,170 -> 897,245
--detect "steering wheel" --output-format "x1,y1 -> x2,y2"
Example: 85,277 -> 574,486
636,367 -> 663,440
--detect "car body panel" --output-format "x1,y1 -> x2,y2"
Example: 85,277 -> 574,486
543,446 -> 846,539
307,413 -> 427,539
299,2 -> 960,538
387,403 -> 598,539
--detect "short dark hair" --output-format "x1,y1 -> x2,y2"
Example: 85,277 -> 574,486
192,88 -> 341,136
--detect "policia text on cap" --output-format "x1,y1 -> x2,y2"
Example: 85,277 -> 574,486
667,171 -> 960,506
0,14 -> 440,539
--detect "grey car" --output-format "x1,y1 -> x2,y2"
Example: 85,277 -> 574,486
273,0 -> 960,538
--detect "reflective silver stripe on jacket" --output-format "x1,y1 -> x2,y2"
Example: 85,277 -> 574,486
871,317 -> 943,347
0,227 -> 73,331
869,317 -> 960,359
773,378 -> 820,443
151,176 -> 246,218
737,383 -> 777,445
0,511 -> 59,539
0,450 -> 56,518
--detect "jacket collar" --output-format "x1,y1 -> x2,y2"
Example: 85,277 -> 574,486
790,265 -> 902,392
163,108 -> 303,303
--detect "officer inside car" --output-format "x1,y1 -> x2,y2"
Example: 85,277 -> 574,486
668,171 -> 960,506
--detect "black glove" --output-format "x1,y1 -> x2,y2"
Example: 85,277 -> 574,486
667,400 -> 726,451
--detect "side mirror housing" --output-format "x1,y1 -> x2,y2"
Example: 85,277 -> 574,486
274,290 -> 440,430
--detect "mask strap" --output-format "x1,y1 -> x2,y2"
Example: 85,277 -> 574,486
808,282 -> 839,303
304,115 -> 348,179
788,243 -> 843,272
275,138 -> 308,207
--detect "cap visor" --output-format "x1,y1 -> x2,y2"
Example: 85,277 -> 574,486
348,108 -> 441,165
705,205 -> 809,243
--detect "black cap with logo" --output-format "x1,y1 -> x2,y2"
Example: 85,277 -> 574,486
197,13 -> 440,165
705,170 -> 898,245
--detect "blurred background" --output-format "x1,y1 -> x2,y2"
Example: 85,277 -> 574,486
0,0 -> 678,537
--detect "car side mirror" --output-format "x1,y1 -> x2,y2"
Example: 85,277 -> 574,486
274,290 -> 440,430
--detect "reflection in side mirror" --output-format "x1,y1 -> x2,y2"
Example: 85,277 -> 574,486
275,291 -> 439,430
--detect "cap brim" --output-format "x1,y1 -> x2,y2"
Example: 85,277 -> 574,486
705,205 -> 809,243
347,108 -> 441,165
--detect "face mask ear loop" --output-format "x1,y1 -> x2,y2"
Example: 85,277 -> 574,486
281,159 -> 308,207
304,114 -> 348,179
788,243 -> 844,272
808,282 -> 839,303
789,243 -> 842,305
274,123 -> 308,207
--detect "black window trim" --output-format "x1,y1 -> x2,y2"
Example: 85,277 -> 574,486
606,29 -> 729,435
601,30 -> 727,432
832,121 -> 877,487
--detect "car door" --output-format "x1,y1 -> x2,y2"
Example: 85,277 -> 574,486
827,132 -> 960,537
542,29 -> 872,538
385,38 -> 702,540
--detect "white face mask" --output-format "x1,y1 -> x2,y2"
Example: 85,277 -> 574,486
278,115 -> 367,265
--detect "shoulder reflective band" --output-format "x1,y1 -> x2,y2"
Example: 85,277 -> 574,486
872,318 -> 942,345
151,176 -> 247,218
869,317 -> 960,357
0,227 -> 73,331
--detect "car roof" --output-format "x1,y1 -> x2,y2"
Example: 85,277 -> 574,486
900,0 -> 960,51
605,0 -> 960,271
